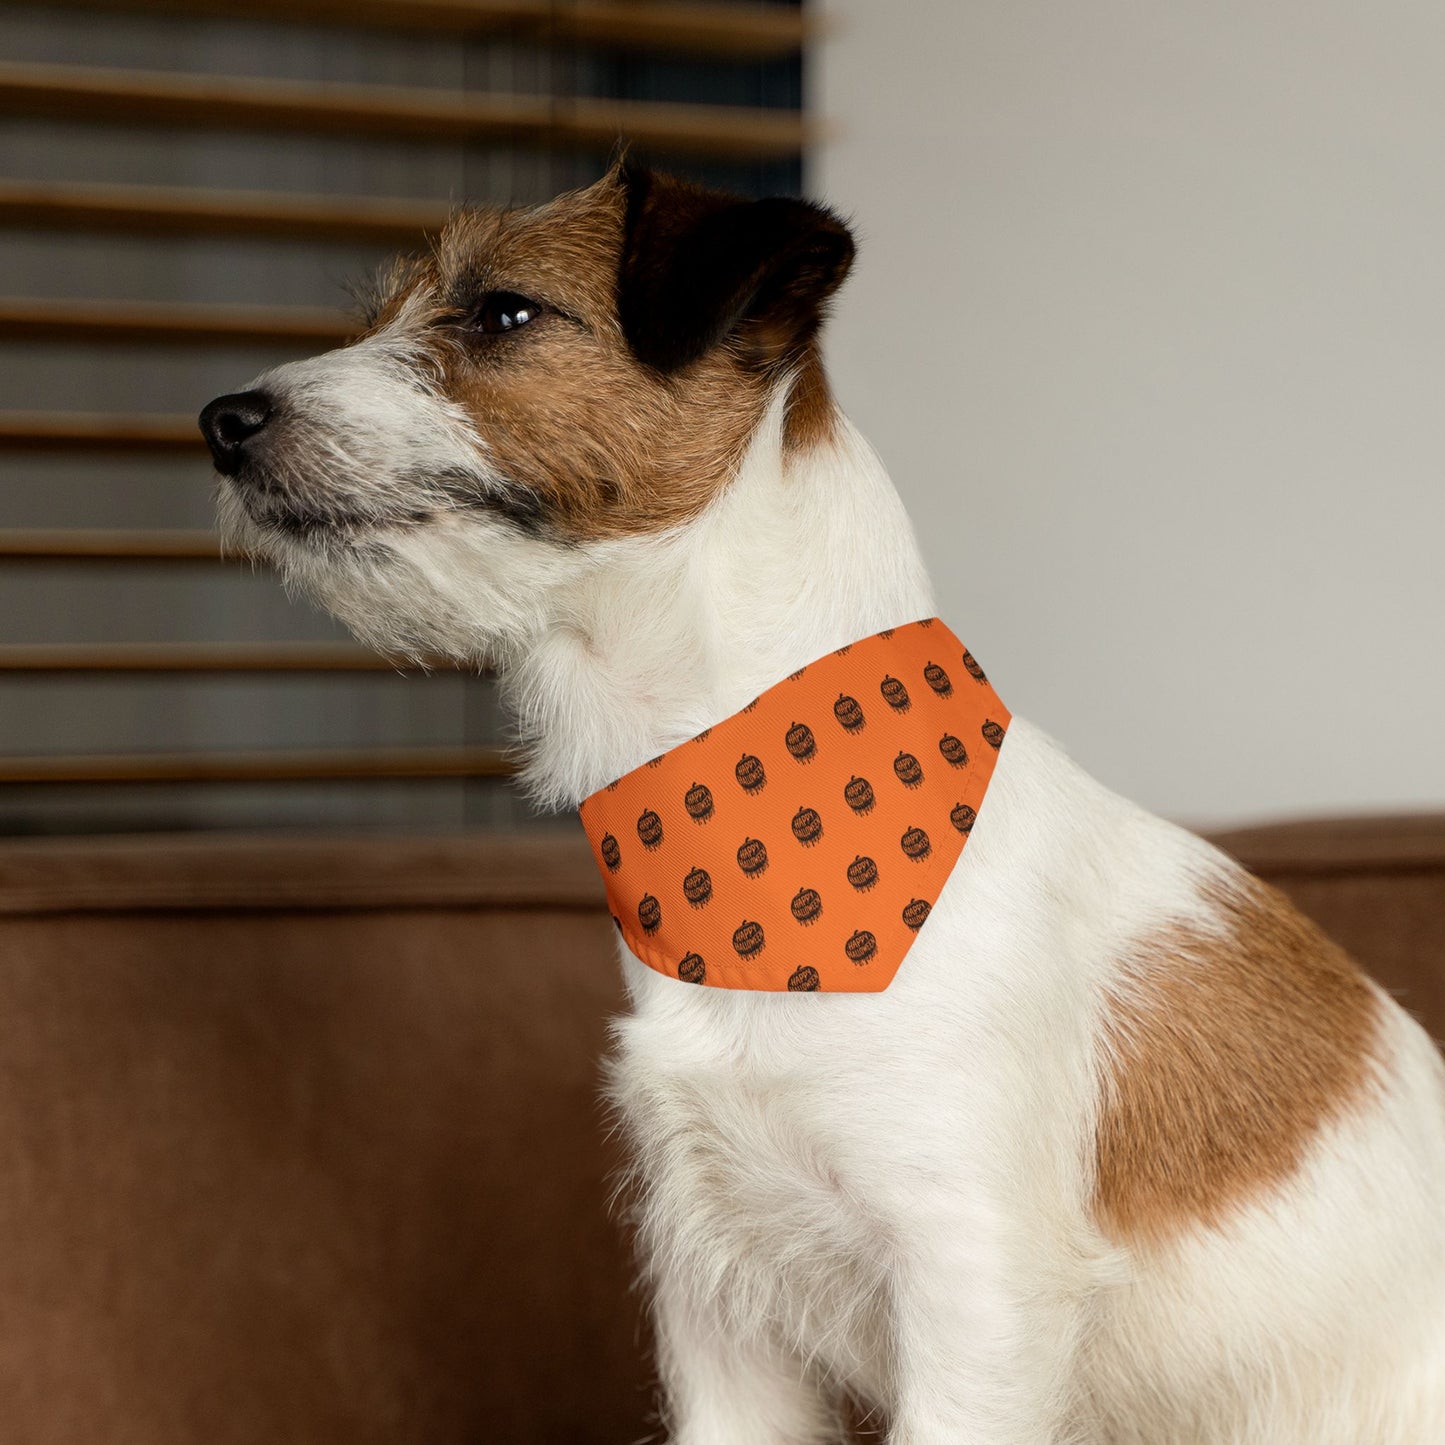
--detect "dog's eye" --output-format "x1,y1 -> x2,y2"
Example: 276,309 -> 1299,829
471,291 -> 544,335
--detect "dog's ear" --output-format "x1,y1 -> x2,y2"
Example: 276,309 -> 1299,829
616,162 -> 855,374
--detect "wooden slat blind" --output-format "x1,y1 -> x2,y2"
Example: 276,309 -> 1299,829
0,62 -> 813,163
0,529 -> 222,561
32,0 -> 811,59
0,0 -> 810,814
0,181 -> 448,245
0,413 -> 205,452
0,297 -> 354,349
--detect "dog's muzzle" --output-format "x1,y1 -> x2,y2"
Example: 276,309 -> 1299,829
199,390 -> 274,477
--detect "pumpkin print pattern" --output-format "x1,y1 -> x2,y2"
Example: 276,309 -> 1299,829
785,721 -> 818,763
685,782 -> 714,822
903,898 -> 931,930
894,751 -> 924,788
834,694 -> 865,731
736,753 -> 767,792
847,855 -> 880,892
791,806 -> 824,846
939,733 -> 968,767
791,886 -> 823,924
578,619 -> 1009,992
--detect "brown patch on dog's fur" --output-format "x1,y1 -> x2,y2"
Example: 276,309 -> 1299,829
783,344 -> 839,456
1094,872 -> 1381,1246
366,172 -> 840,541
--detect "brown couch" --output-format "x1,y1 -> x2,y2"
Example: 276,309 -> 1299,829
0,816 -> 1440,1444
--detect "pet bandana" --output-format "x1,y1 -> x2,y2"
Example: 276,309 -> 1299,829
578,620 -> 1009,992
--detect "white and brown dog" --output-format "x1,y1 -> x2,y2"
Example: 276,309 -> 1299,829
201,164 -> 1445,1444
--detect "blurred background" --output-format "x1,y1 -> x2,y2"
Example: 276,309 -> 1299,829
818,0 -> 1445,828
2,0 -> 1441,839
0,5 -> 1442,1443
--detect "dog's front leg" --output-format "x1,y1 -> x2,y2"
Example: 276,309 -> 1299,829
885,1204 -> 1091,1445
653,1275 -> 842,1445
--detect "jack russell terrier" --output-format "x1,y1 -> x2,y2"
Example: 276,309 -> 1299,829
200,163 -> 1445,1444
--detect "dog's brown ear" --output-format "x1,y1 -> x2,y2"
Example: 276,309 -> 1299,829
617,162 -> 855,374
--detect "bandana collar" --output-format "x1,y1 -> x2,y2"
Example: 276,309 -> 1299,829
578,619 -> 1009,992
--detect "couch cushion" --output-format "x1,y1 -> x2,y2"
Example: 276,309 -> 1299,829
0,828 -> 649,1445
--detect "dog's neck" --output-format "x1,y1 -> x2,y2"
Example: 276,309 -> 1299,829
504,393 -> 936,810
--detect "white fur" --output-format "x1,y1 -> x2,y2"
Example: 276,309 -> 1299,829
220,350 -> 1445,1443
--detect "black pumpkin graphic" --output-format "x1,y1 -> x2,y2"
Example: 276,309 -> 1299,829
982,719 -> 1006,749
678,952 -> 706,984
743,695 -> 761,713
844,775 -> 875,815
901,825 -> 931,861
790,886 -> 822,925
732,920 -> 765,958
787,965 -> 821,992
939,733 -> 969,767
847,854 -> 880,892
638,894 -> 661,933
962,649 -> 987,683
785,721 -> 817,763
646,755 -> 663,768
637,809 -> 664,849
833,693 -> 865,731
951,802 -> 977,834
845,929 -> 877,964
923,661 -> 952,697
877,627 -> 895,640
736,753 -> 766,792
918,618 -> 935,628
791,806 -> 823,846
880,675 -> 910,712
737,837 -> 769,877
685,781 -> 714,822
600,833 -> 621,871
834,643 -> 852,656
787,666 -> 808,682
683,867 -> 712,907
894,750 -> 924,788
902,897 -> 931,930
694,727 -> 712,743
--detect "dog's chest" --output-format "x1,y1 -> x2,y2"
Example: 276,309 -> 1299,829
611,999 -> 894,1388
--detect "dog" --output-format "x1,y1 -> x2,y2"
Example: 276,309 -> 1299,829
200,162 -> 1445,1443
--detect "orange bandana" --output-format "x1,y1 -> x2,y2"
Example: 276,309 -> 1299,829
578,620 -> 1010,992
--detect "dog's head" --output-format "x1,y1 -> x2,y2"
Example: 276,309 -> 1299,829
200,164 -> 854,662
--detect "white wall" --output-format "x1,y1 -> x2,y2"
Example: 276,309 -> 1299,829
812,0 -> 1445,828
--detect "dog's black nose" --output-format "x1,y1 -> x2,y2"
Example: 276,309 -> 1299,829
199,390 -> 273,475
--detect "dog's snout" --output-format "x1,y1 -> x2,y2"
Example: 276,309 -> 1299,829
199,390 -> 274,476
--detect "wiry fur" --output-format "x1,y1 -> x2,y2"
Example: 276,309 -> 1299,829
207,170 -> 1445,1443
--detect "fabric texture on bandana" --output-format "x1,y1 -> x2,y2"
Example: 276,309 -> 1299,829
578,619 -> 1009,992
